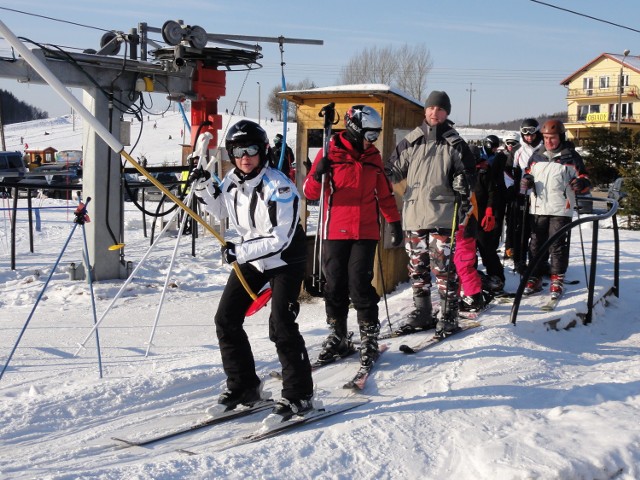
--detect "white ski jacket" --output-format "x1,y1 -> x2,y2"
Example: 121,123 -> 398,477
195,166 -> 305,272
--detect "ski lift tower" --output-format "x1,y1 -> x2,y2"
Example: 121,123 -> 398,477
0,20 -> 321,280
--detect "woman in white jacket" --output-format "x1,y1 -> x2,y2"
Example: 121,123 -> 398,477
193,120 -> 313,420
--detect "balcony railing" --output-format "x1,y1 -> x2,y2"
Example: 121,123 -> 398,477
565,113 -> 640,124
567,84 -> 639,99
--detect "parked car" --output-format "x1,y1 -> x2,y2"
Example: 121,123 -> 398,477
137,171 -> 179,202
122,172 -> 141,202
0,151 -> 27,195
32,163 -> 82,198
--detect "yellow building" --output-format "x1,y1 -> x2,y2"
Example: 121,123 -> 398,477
561,52 -> 640,144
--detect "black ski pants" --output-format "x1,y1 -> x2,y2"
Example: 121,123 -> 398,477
476,206 -> 505,281
321,239 -> 379,328
528,214 -> 572,277
214,261 -> 312,401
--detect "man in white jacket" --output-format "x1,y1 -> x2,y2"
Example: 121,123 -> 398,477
519,120 -> 590,299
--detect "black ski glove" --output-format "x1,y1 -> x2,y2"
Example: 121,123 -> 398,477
189,166 -> 211,183
389,221 -> 404,247
570,177 -> 590,193
220,241 -> 237,264
313,156 -> 331,181
520,174 -> 534,194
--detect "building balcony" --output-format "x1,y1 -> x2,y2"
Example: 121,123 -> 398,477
566,85 -> 640,100
565,113 -> 639,124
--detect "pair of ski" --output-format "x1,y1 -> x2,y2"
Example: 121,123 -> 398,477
112,398 -> 368,454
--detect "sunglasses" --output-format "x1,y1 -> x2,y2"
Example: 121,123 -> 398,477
505,140 -> 519,147
363,129 -> 381,142
232,145 -> 260,158
520,126 -> 539,135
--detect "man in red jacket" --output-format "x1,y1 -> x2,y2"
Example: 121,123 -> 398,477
303,105 -> 403,368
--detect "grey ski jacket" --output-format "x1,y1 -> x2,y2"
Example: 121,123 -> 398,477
384,120 -> 477,231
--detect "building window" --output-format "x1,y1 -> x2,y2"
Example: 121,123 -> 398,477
578,104 -> 600,121
583,77 -> 594,96
609,103 -> 634,121
619,74 -> 629,94
599,76 -> 610,89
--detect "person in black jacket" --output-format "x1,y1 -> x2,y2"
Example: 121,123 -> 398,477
474,135 -> 508,294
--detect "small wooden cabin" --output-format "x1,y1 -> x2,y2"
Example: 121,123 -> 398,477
25,147 -> 57,170
278,84 -> 425,295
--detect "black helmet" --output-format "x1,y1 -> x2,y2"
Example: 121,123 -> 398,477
520,118 -> 540,136
483,135 -> 500,155
344,105 -> 382,150
520,118 -> 542,147
225,120 -> 271,167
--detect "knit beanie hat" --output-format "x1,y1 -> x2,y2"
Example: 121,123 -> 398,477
424,90 -> 451,115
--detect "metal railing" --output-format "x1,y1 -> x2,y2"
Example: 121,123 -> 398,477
510,196 -> 620,326
566,84 -> 639,99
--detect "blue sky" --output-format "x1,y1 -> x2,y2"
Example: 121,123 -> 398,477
1,0 -> 640,125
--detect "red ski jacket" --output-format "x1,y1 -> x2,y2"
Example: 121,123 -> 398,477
303,132 -> 400,240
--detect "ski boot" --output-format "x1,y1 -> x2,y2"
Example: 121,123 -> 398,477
270,397 -> 314,421
395,294 -> 437,334
524,276 -> 542,296
435,297 -> 460,338
316,317 -> 353,364
359,323 -> 380,367
550,273 -> 565,300
207,383 -> 265,415
459,292 -> 485,313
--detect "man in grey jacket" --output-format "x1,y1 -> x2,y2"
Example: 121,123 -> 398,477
385,91 -> 477,337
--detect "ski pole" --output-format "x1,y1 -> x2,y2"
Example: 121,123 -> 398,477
78,198 -> 103,378
74,195 -> 184,356
144,135 -> 209,356
0,20 -> 262,309
440,199 -> 460,323
377,241 -> 392,335
0,199 -> 92,383
314,102 -> 336,294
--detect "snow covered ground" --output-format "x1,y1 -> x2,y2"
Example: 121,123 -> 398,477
1,114 -> 639,479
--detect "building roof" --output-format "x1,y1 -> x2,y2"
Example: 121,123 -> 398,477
560,53 -> 640,85
277,83 -> 423,108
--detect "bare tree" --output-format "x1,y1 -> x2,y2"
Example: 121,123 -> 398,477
267,85 -> 283,121
267,78 -> 317,121
339,43 -> 432,101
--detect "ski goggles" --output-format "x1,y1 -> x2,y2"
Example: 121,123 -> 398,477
520,126 -> 539,135
505,140 -> 519,147
363,129 -> 381,142
231,145 -> 260,158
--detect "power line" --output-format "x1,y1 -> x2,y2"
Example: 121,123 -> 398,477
0,6 -> 111,33
529,0 -> 640,34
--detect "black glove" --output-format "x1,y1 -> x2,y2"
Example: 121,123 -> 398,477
220,241 -> 237,264
313,156 -> 331,181
189,166 -> 211,184
570,177 -> 590,193
520,174 -> 534,194
389,221 -> 404,247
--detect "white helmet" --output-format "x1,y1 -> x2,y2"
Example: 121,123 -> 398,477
503,131 -> 520,144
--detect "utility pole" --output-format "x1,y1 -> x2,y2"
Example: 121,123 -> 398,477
466,82 -> 476,127
617,49 -> 631,131
257,81 -> 261,125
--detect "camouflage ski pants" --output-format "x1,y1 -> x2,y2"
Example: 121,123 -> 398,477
405,229 -> 458,303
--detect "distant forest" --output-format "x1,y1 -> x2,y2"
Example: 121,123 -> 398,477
0,89 -> 48,124
473,111 -> 568,131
